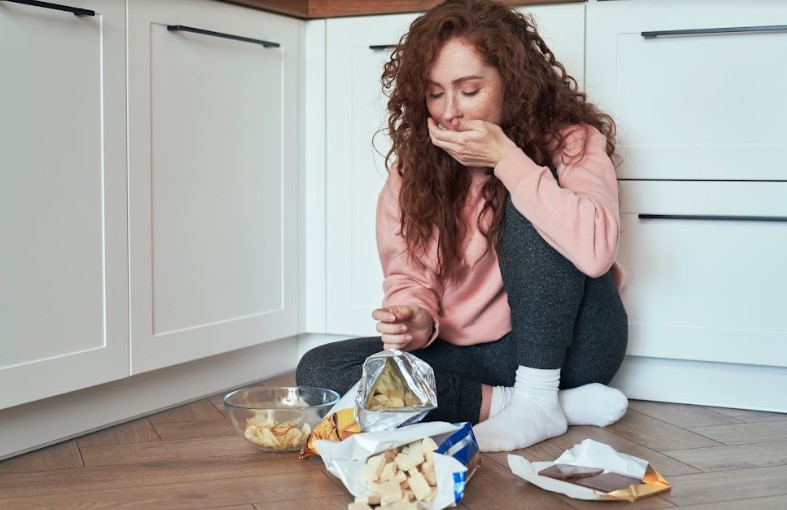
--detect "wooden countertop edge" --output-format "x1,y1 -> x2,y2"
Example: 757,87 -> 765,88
220,0 -> 585,19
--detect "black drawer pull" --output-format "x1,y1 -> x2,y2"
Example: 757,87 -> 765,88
638,214 -> 787,223
167,25 -> 279,48
369,44 -> 397,50
2,0 -> 95,16
642,25 -> 787,39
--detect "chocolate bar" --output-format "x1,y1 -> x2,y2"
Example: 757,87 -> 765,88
570,472 -> 642,493
538,464 -> 604,480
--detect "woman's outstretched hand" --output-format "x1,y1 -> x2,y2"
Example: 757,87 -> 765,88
427,117 -> 517,168
372,304 -> 434,351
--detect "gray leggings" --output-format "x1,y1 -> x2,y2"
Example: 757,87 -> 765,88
297,195 -> 628,424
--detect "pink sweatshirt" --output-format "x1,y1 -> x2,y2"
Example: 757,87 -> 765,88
376,125 -> 624,346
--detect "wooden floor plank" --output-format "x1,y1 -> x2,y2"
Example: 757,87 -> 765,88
0,454 -> 325,499
253,496 -> 352,510
152,417 -> 237,441
0,471 -> 345,510
661,464 -> 787,507
483,439 -> 566,470
148,399 -> 224,425
689,420 -> 787,446
0,440 -> 83,475
77,418 -> 160,448
705,407 -> 787,423
79,435 -> 263,467
603,410 -> 723,451
677,494 -> 787,509
663,441 -> 787,472
628,401 -> 742,428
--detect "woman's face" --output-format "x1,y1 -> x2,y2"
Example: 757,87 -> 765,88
425,37 -> 505,129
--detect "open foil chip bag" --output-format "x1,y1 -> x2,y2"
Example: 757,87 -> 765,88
356,349 -> 438,432
300,350 -> 437,459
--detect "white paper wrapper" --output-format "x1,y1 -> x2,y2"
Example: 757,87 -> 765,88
317,421 -> 477,509
508,439 -> 670,502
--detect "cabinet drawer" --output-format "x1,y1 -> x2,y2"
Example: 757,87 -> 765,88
618,181 -> 787,367
587,1 -> 787,180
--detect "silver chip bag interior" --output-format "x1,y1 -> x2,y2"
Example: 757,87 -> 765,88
355,349 -> 437,431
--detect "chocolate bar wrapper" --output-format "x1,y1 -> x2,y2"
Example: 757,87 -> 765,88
508,439 -> 671,502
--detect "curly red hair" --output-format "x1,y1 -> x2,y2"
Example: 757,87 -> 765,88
381,0 -> 617,284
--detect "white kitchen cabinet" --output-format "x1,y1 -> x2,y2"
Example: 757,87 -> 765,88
586,0 -> 787,181
0,0 -> 128,410
127,0 -> 300,373
587,0 -> 787,410
614,180 -> 787,411
617,180 -> 787,367
323,4 -> 587,336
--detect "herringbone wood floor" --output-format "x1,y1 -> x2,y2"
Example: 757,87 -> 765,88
1,371 -> 786,509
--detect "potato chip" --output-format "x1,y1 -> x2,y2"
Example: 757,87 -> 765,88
243,417 -> 310,450
366,358 -> 420,410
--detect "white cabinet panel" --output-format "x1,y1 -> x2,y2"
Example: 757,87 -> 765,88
324,4 -> 586,336
587,0 -> 787,180
519,4 -> 585,89
0,0 -> 128,409
618,181 -> 787,368
325,13 -> 420,336
128,0 -> 299,373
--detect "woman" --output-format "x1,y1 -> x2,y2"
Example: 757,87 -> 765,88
297,0 -> 629,452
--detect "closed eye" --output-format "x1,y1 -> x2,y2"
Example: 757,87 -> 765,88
428,92 -> 444,99
462,89 -> 480,97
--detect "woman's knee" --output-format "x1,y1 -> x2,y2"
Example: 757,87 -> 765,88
295,344 -> 332,387
498,197 -> 584,289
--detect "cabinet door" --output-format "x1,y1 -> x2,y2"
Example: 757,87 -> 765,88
518,3 -> 586,89
325,13 -> 420,336
128,0 -> 300,373
0,0 -> 128,409
324,5 -> 586,336
618,181 -> 787,368
587,0 -> 787,180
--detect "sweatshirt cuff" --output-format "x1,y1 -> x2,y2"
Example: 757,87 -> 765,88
493,147 -> 546,191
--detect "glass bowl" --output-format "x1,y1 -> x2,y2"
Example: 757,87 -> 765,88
224,386 -> 339,452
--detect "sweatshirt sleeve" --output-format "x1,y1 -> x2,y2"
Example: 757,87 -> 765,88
493,125 -> 620,277
376,172 -> 442,342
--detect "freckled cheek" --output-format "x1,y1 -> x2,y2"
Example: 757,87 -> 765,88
470,95 -> 502,124
425,98 -> 441,122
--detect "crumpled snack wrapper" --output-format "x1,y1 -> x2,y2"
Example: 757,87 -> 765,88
356,349 -> 438,431
508,439 -> 671,502
317,421 -> 480,510
299,381 -> 363,459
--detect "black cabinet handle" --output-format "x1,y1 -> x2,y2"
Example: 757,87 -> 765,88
638,214 -> 787,223
369,44 -> 397,50
167,25 -> 279,48
642,25 -> 787,39
2,0 -> 95,16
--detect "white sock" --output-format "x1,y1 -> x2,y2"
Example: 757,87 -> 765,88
558,383 -> 628,426
488,383 -> 628,427
473,366 -> 567,452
